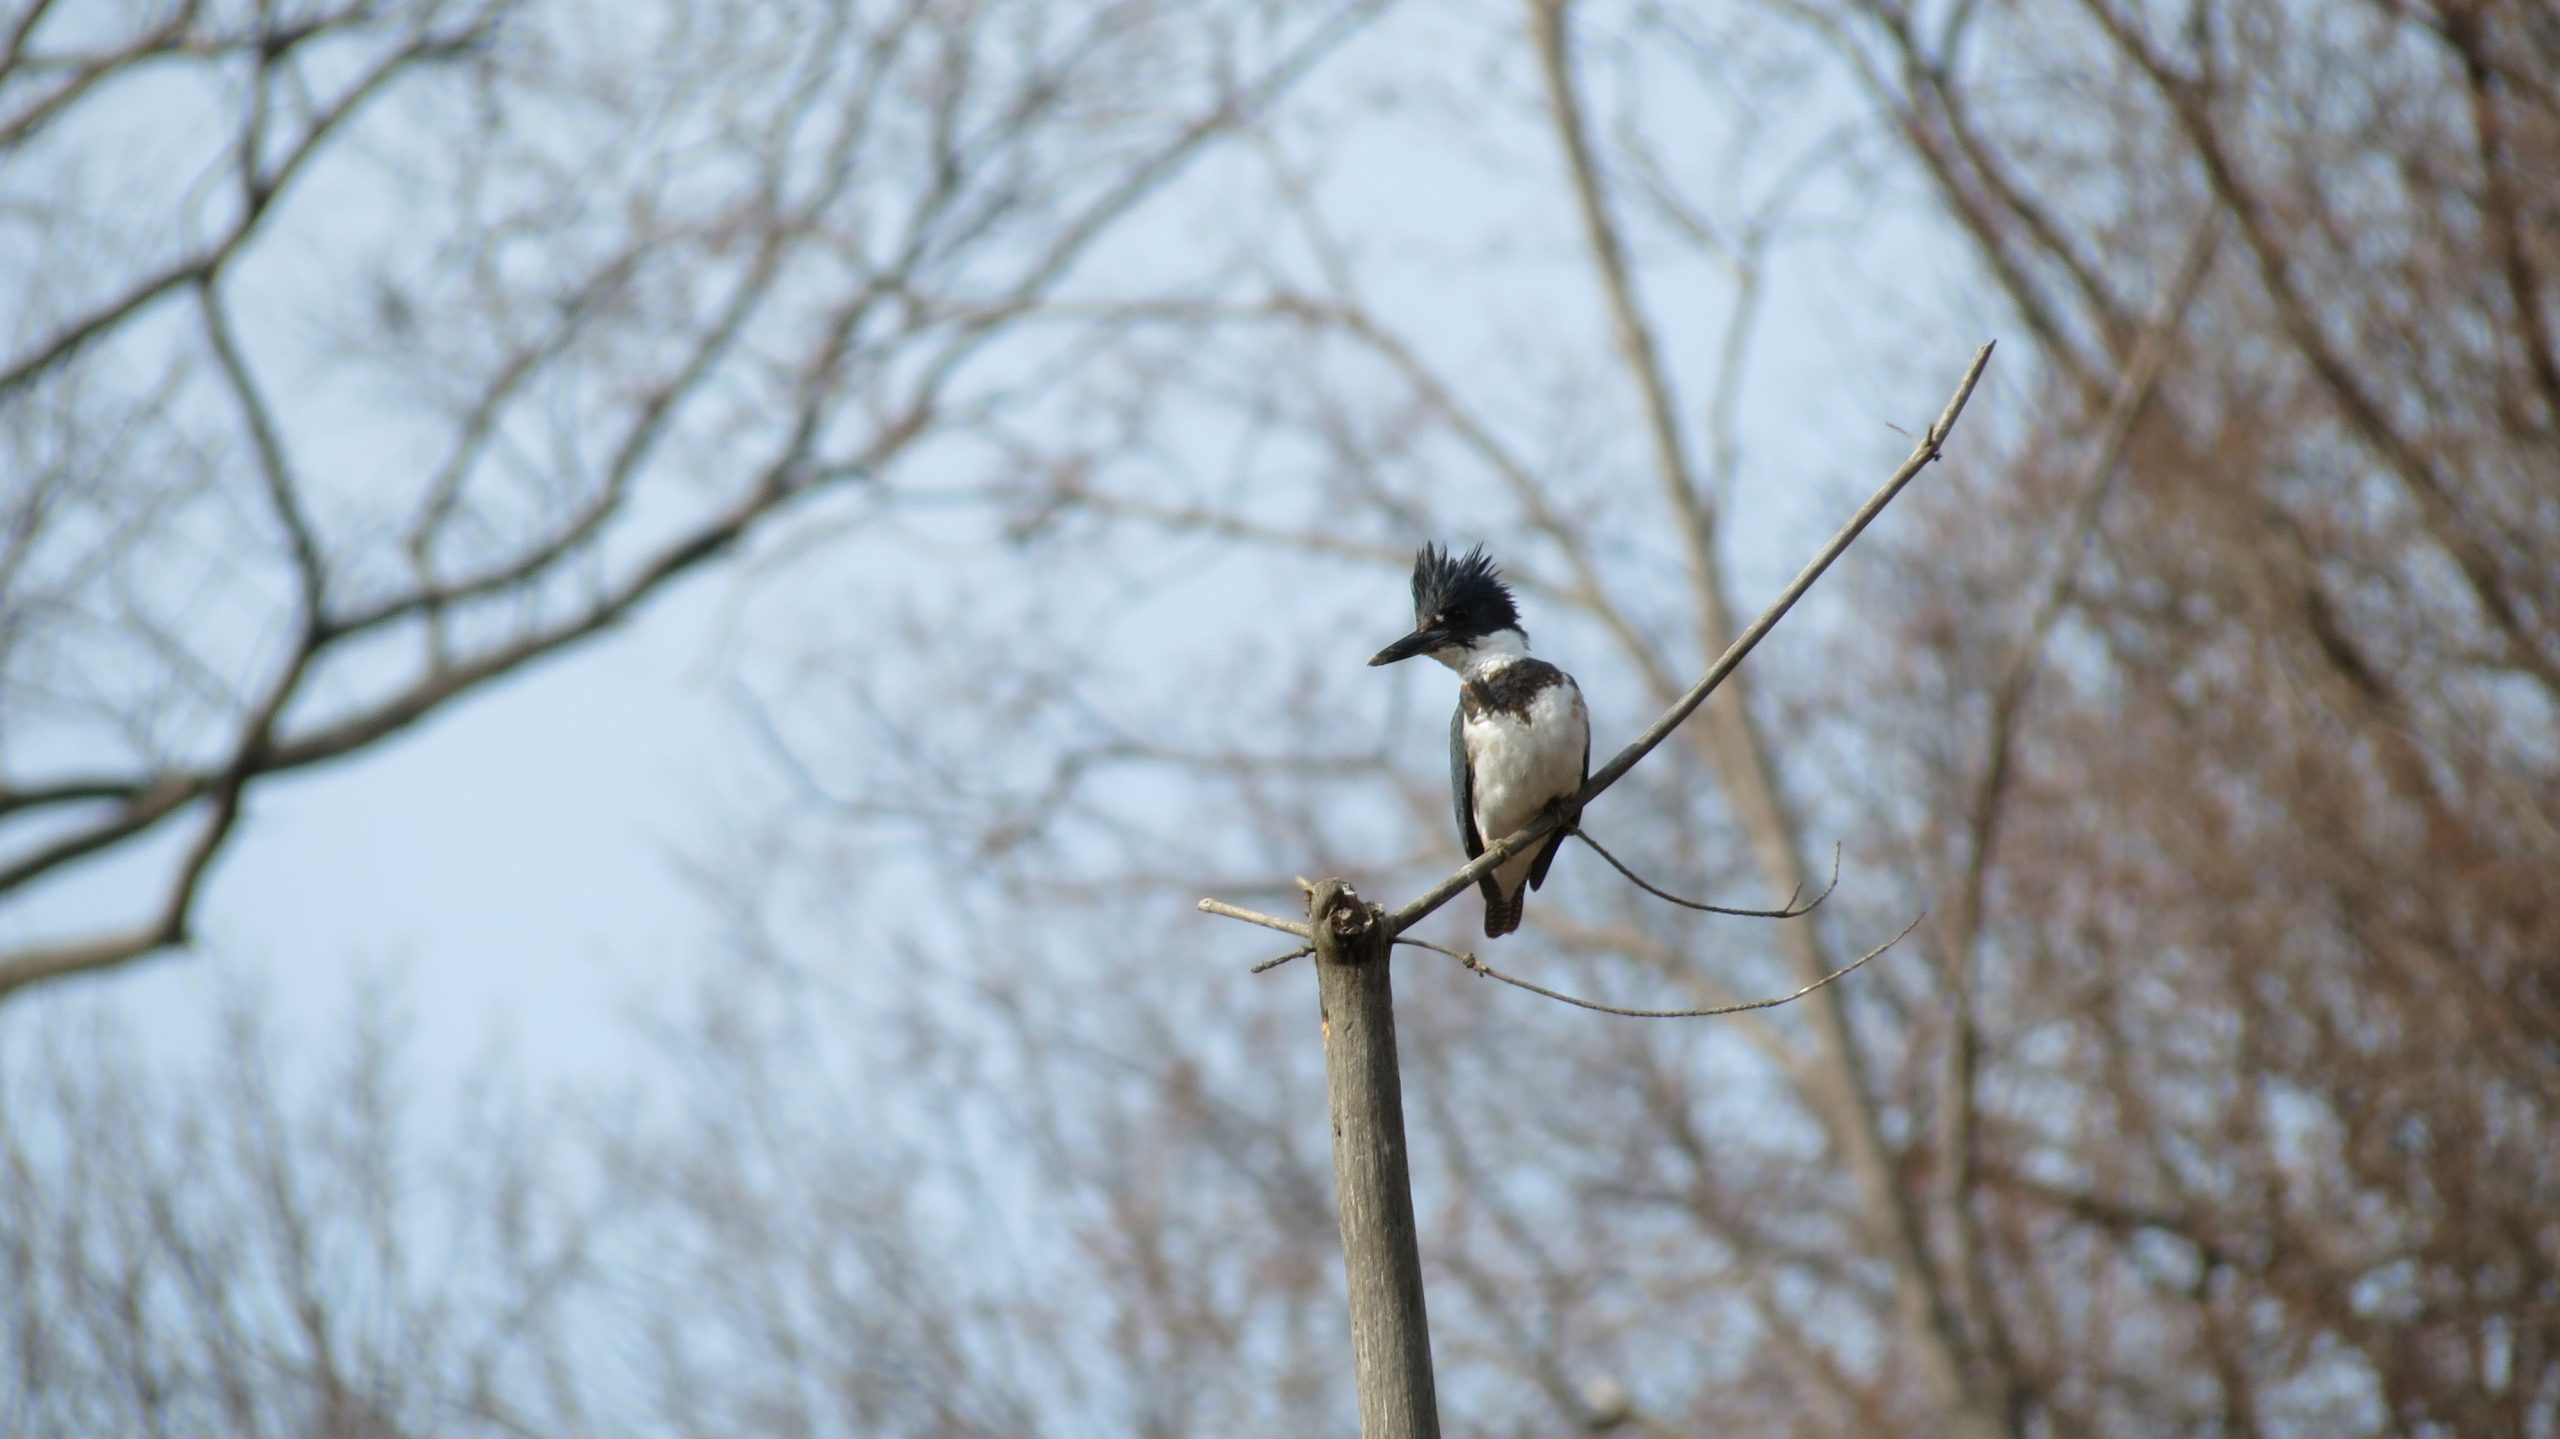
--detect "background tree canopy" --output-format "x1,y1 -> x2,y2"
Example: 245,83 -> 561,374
4,1 -> 2554,1435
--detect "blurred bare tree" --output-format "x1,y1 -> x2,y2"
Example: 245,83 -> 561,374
1834,1 -> 2560,1433
1,989 -> 603,1437
5,0 -> 2555,1436
0,0 -> 1383,997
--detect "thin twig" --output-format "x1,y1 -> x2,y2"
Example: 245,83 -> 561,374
1575,830 -> 1838,918
1445,914 -> 1924,1020
1198,898 -> 1311,939
1251,944 -> 1314,974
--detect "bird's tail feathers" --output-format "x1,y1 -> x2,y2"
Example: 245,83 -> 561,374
1526,823 -> 1572,892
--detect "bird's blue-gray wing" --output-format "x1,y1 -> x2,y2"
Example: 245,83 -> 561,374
1454,701 -> 1518,934
1449,703 -> 1483,860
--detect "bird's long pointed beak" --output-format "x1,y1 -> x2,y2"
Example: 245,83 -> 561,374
1368,629 -> 1437,666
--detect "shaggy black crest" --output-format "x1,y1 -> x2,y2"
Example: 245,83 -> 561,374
1410,542 -> 1523,640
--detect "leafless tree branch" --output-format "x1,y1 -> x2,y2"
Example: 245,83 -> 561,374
1437,912 -> 1922,1019
0,0 -> 1393,1001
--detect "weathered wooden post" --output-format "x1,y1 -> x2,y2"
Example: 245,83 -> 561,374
1307,879 -> 1440,1439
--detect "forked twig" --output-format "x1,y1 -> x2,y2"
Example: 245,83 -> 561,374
1434,914 -> 1923,1020
1574,830 -> 1839,918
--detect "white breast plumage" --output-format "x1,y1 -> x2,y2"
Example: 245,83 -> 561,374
1462,668 -> 1588,899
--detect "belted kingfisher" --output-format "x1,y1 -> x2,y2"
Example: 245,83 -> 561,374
1370,544 -> 1590,938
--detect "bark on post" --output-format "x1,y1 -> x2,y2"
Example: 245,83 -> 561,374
1307,878 -> 1440,1439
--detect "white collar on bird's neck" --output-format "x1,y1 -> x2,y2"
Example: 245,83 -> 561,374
1428,627 -> 1529,674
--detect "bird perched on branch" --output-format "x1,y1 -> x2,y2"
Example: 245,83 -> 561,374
1370,544 -> 1589,938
